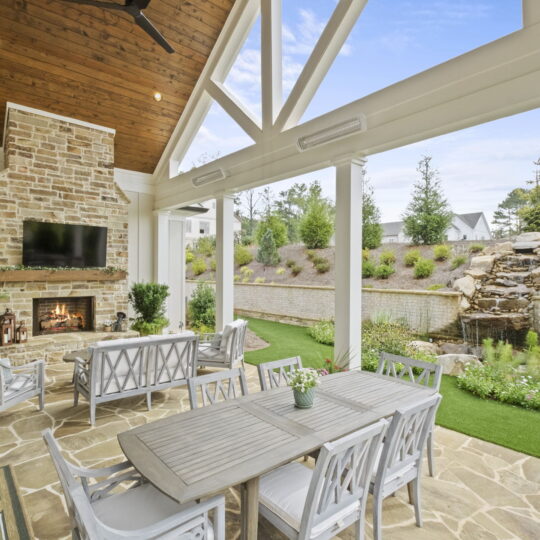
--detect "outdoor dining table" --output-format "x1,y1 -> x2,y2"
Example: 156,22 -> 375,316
118,369 -> 435,540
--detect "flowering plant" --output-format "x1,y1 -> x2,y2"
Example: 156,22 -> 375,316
318,357 -> 348,376
288,368 -> 320,393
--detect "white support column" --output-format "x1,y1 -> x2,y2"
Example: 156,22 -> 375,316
523,0 -> 540,26
154,211 -> 170,285
215,195 -> 235,330
334,159 -> 365,369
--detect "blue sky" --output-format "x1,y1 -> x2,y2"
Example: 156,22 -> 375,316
181,0 -> 539,224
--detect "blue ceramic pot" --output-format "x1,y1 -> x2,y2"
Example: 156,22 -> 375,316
293,387 -> 315,408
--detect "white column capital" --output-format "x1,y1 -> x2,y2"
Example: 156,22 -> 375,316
332,154 -> 367,168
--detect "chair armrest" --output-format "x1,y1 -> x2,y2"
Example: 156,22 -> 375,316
10,359 -> 44,374
199,332 -> 222,344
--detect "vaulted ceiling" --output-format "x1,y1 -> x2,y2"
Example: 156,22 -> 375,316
0,0 -> 235,173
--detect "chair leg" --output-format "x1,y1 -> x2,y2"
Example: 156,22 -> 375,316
73,387 -> 79,407
355,515 -> 365,540
39,387 -> 45,411
427,430 -> 435,477
372,493 -> 383,540
412,478 -> 423,527
407,482 -> 414,504
90,405 -> 96,427
146,392 -> 152,411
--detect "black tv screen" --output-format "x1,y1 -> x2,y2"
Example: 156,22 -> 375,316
23,221 -> 107,268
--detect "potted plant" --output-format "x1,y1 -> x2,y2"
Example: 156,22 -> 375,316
103,320 -> 113,332
288,368 -> 320,409
128,282 -> 170,336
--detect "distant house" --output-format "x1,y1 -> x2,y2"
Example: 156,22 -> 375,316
381,212 -> 491,243
185,200 -> 241,246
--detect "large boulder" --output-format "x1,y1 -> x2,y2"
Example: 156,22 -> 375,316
483,242 -> 513,256
436,354 -> 481,376
469,255 -> 496,273
514,232 -> 540,243
409,340 -> 441,356
512,232 -> 540,252
465,268 -> 488,279
453,275 -> 476,298
439,342 -> 470,355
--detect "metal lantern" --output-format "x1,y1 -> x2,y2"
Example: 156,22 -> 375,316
0,308 -> 16,346
16,320 -> 28,344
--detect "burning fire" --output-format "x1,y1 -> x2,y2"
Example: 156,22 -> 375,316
54,304 -> 70,319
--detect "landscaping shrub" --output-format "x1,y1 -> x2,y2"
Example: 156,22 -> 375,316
413,257 -> 435,278
314,259 -> 331,273
362,249 -> 370,262
374,263 -> 395,279
379,250 -> 396,265
451,255 -> 467,270
210,259 -> 216,271
404,249 -> 421,267
300,202 -> 333,249
187,282 -> 215,330
291,264 -> 303,276
234,274 -> 241,282
191,257 -> 207,276
426,284 -> 444,291
306,250 -> 316,261
256,229 -> 280,266
255,215 -> 288,248
234,244 -> 253,266
185,249 -> 194,264
285,259 -> 296,268
469,243 -> 485,253
129,282 -> 169,336
240,266 -> 253,277
194,236 -> 215,257
276,267 -> 286,275
433,244 -> 451,261
362,259 -> 376,278
254,277 -> 266,283
242,277 -> 250,283
308,320 -> 335,345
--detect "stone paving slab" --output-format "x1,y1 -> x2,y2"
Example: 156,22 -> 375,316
0,362 -> 538,539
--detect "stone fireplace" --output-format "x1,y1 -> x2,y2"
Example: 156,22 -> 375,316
33,296 -> 95,336
0,104 -> 133,363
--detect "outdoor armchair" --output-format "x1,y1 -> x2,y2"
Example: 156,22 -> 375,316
198,319 -> 248,370
187,367 -> 249,409
0,358 -> 45,413
257,356 -> 303,391
42,428 -> 225,540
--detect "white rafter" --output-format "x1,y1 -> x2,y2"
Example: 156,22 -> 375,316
206,81 -> 262,143
273,0 -> 368,132
261,0 -> 282,130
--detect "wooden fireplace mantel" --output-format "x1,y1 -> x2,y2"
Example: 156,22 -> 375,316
0,269 -> 127,283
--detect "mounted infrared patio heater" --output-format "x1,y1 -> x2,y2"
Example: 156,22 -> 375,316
296,115 -> 367,151
191,168 -> 227,188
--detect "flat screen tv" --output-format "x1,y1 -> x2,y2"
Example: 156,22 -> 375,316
23,221 -> 107,268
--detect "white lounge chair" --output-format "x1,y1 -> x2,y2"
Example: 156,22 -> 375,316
258,419 -> 388,540
0,358 -> 45,413
42,428 -> 225,540
198,319 -> 248,370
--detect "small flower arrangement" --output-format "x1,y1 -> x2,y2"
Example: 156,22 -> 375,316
288,368 -> 320,392
318,357 -> 348,376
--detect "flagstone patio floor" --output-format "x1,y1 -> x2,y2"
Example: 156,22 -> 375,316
0,362 -> 538,539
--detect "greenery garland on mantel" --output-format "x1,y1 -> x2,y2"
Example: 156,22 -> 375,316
0,265 -> 126,275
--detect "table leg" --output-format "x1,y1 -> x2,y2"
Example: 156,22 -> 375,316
241,477 -> 259,540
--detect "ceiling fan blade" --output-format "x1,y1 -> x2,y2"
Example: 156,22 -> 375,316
63,0 -> 126,11
133,12 -> 175,54
130,0 -> 151,9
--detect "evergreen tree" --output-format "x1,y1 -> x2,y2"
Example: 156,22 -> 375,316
402,156 -> 452,245
255,214 -> 288,247
362,176 -> 383,249
300,201 -> 334,249
256,229 -> 280,266
520,158 -> 540,233
492,188 -> 527,237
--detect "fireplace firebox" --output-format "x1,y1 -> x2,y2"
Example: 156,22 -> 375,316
32,297 -> 95,336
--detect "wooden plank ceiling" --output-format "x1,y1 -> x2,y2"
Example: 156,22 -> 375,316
0,0 -> 235,173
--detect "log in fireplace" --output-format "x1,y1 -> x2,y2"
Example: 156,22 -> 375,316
32,297 -> 95,336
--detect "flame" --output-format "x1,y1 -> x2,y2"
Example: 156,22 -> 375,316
54,304 -> 70,319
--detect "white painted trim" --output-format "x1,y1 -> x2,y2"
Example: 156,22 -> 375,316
4,103 -> 115,145
523,0 -> 540,27
114,168 -> 155,195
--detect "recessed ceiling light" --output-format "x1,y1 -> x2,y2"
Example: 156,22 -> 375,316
153,92 -> 162,102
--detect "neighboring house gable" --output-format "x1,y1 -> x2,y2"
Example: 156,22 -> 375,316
185,200 -> 241,245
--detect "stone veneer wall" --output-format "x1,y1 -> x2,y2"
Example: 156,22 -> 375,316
0,108 -> 129,359
186,281 -> 462,336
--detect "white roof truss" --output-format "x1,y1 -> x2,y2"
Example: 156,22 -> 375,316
153,0 -> 540,210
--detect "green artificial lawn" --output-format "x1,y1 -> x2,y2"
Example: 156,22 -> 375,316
244,317 -> 540,458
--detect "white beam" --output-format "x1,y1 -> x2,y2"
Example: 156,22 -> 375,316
215,195 -> 235,330
155,24 -> 540,209
274,0 -> 367,132
261,0 -> 282,129
152,0 -> 260,182
523,0 -> 540,27
334,159 -> 364,369
206,81 -> 262,142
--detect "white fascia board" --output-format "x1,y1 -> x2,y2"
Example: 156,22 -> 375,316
115,168 -> 155,195
155,24 -> 540,209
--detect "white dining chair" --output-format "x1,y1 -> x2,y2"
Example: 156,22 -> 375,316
258,419 -> 388,540
377,352 -> 443,476
197,319 -> 248,370
187,367 -> 249,409
42,429 -> 225,540
257,356 -> 303,391
0,358 -> 45,413
370,394 -> 442,540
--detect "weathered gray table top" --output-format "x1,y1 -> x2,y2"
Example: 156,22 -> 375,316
118,370 -> 434,504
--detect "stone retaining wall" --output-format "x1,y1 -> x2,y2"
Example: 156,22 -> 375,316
186,281 -> 462,336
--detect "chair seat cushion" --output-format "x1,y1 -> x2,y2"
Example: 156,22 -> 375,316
92,482 -> 213,537
259,462 -> 358,538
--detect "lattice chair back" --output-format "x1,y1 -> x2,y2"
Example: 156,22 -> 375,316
221,319 -> 248,368
188,368 -> 249,409
378,352 -> 442,390
374,394 -> 441,497
148,333 -> 199,385
257,356 -> 303,390
298,419 -> 387,539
